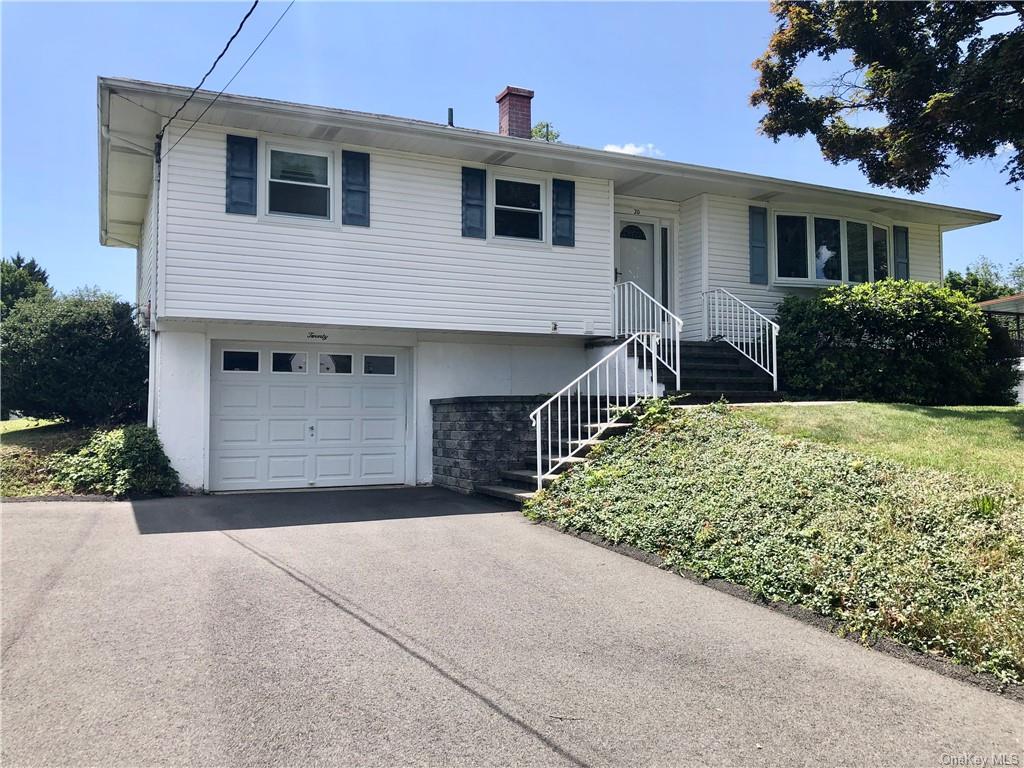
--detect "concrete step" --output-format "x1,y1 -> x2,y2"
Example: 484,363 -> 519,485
475,484 -> 536,503
500,468 -> 556,488
671,378 -> 774,392
667,389 -> 784,403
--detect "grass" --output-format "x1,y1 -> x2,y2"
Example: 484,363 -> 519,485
1,419 -> 92,497
525,402 -> 1024,684
744,403 -> 1024,492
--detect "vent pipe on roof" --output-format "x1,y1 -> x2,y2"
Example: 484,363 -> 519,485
447,107 -> 454,127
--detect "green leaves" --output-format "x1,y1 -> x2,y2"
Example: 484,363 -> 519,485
751,1 -> 1024,191
776,280 -> 1017,405
526,403 -> 1024,683
50,425 -> 179,498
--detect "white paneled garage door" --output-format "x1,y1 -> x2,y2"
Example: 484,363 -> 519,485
210,342 -> 408,491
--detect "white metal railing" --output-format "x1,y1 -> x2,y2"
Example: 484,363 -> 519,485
702,288 -> 779,390
613,281 -> 684,390
529,332 -> 661,490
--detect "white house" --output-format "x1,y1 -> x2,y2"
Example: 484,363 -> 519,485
98,77 -> 999,494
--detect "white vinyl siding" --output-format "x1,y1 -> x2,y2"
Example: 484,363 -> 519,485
677,196 -> 703,340
137,175 -> 158,315
160,125 -> 613,335
703,195 -> 944,322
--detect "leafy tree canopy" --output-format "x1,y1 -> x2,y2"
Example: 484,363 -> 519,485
1,289 -> 148,424
752,1 -> 1024,192
1,253 -> 51,318
946,255 -> 1024,302
531,121 -> 561,142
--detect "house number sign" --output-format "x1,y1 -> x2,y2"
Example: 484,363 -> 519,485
306,332 -> 328,341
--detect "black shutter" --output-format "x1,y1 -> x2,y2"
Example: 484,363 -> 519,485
552,178 -> 575,247
749,206 -> 769,284
462,167 -> 486,238
893,225 -> 910,280
342,151 -> 370,226
225,135 -> 257,215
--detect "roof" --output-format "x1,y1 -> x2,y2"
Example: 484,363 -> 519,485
977,292 -> 1024,314
98,76 -> 1002,248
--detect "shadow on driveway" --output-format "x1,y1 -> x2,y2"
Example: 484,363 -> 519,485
131,486 -> 513,535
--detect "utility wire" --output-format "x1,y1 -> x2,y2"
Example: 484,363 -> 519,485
158,0 -> 260,138
160,0 -> 295,162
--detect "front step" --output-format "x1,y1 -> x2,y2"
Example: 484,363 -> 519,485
475,484 -> 536,503
667,389 -> 783,403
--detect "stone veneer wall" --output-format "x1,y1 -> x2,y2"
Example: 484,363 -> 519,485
431,395 -> 547,494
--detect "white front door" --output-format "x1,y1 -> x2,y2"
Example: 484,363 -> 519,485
209,342 -> 408,491
616,220 -> 657,295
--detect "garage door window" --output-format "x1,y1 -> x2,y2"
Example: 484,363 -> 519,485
319,353 -> 353,374
223,350 -> 259,372
272,351 -> 307,373
363,355 -> 396,375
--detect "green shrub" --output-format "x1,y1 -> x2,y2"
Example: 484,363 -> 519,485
51,425 -> 179,498
0,290 -> 148,424
776,280 -> 1014,405
525,402 -> 1024,683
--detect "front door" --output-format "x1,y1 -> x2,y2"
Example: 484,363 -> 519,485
616,220 -> 656,296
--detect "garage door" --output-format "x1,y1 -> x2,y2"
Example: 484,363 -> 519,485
210,342 -> 408,491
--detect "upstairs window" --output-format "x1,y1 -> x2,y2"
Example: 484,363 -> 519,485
269,149 -> 331,219
494,178 -> 543,240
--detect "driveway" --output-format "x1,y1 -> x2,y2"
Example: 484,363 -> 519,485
2,487 -> 1020,766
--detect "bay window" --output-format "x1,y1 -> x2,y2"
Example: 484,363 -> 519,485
774,212 -> 892,284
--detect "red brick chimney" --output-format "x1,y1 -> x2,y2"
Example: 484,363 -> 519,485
496,86 -> 534,139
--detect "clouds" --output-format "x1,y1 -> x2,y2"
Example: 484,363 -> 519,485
602,142 -> 664,158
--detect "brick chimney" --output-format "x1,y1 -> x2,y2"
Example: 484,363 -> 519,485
496,86 -> 534,139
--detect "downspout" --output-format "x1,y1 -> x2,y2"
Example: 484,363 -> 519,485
147,139 -> 162,429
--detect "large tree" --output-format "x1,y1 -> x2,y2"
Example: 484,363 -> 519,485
751,1 -> 1024,192
1,253 -> 51,318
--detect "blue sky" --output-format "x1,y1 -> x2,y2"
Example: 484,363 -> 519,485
3,1 -> 1021,299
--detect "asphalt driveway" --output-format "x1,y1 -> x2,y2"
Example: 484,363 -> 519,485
2,487 -> 1020,767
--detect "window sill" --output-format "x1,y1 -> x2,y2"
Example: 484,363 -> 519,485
772,277 -> 844,289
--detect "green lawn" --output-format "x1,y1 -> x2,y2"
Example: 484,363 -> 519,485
1,419 -> 92,497
743,403 -> 1023,491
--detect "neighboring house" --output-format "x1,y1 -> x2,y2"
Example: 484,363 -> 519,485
97,77 -> 1000,493
977,293 -> 1024,404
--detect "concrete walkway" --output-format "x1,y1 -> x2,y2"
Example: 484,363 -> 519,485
2,488 -> 1020,766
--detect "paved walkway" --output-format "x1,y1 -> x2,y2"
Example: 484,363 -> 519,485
2,488 -> 1020,766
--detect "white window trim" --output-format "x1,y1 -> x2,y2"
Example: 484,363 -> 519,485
221,349 -> 261,374
489,171 -> 548,245
265,144 -> 335,223
317,352 -> 354,376
269,350 -> 309,375
771,211 -> 893,287
362,354 -> 397,376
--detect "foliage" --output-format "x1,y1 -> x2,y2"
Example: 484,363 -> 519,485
51,424 -> 179,498
1,421 -> 92,497
775,280 -> 1015,405
1,253 -> 52,318
751,1 -> 1024,191
0,289 -> 148,424
744,402 -> 1024,492
525,403 -> 1024,683
531,121 -> 561,142
945,256 -> 1023,302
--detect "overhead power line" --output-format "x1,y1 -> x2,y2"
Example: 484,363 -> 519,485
159,0 -> 260,139
159,0 -> 296,163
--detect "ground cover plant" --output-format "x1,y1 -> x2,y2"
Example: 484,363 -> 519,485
524,401 -> 1024,684
0,419 -> 92,497
51,424 -> 179,498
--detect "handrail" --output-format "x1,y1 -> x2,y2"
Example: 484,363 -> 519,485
613,281 -> 684,390
701,288 -> 780,390
529,332 -> 661,490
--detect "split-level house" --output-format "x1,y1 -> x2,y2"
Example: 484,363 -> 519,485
98,77 -> 999,496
